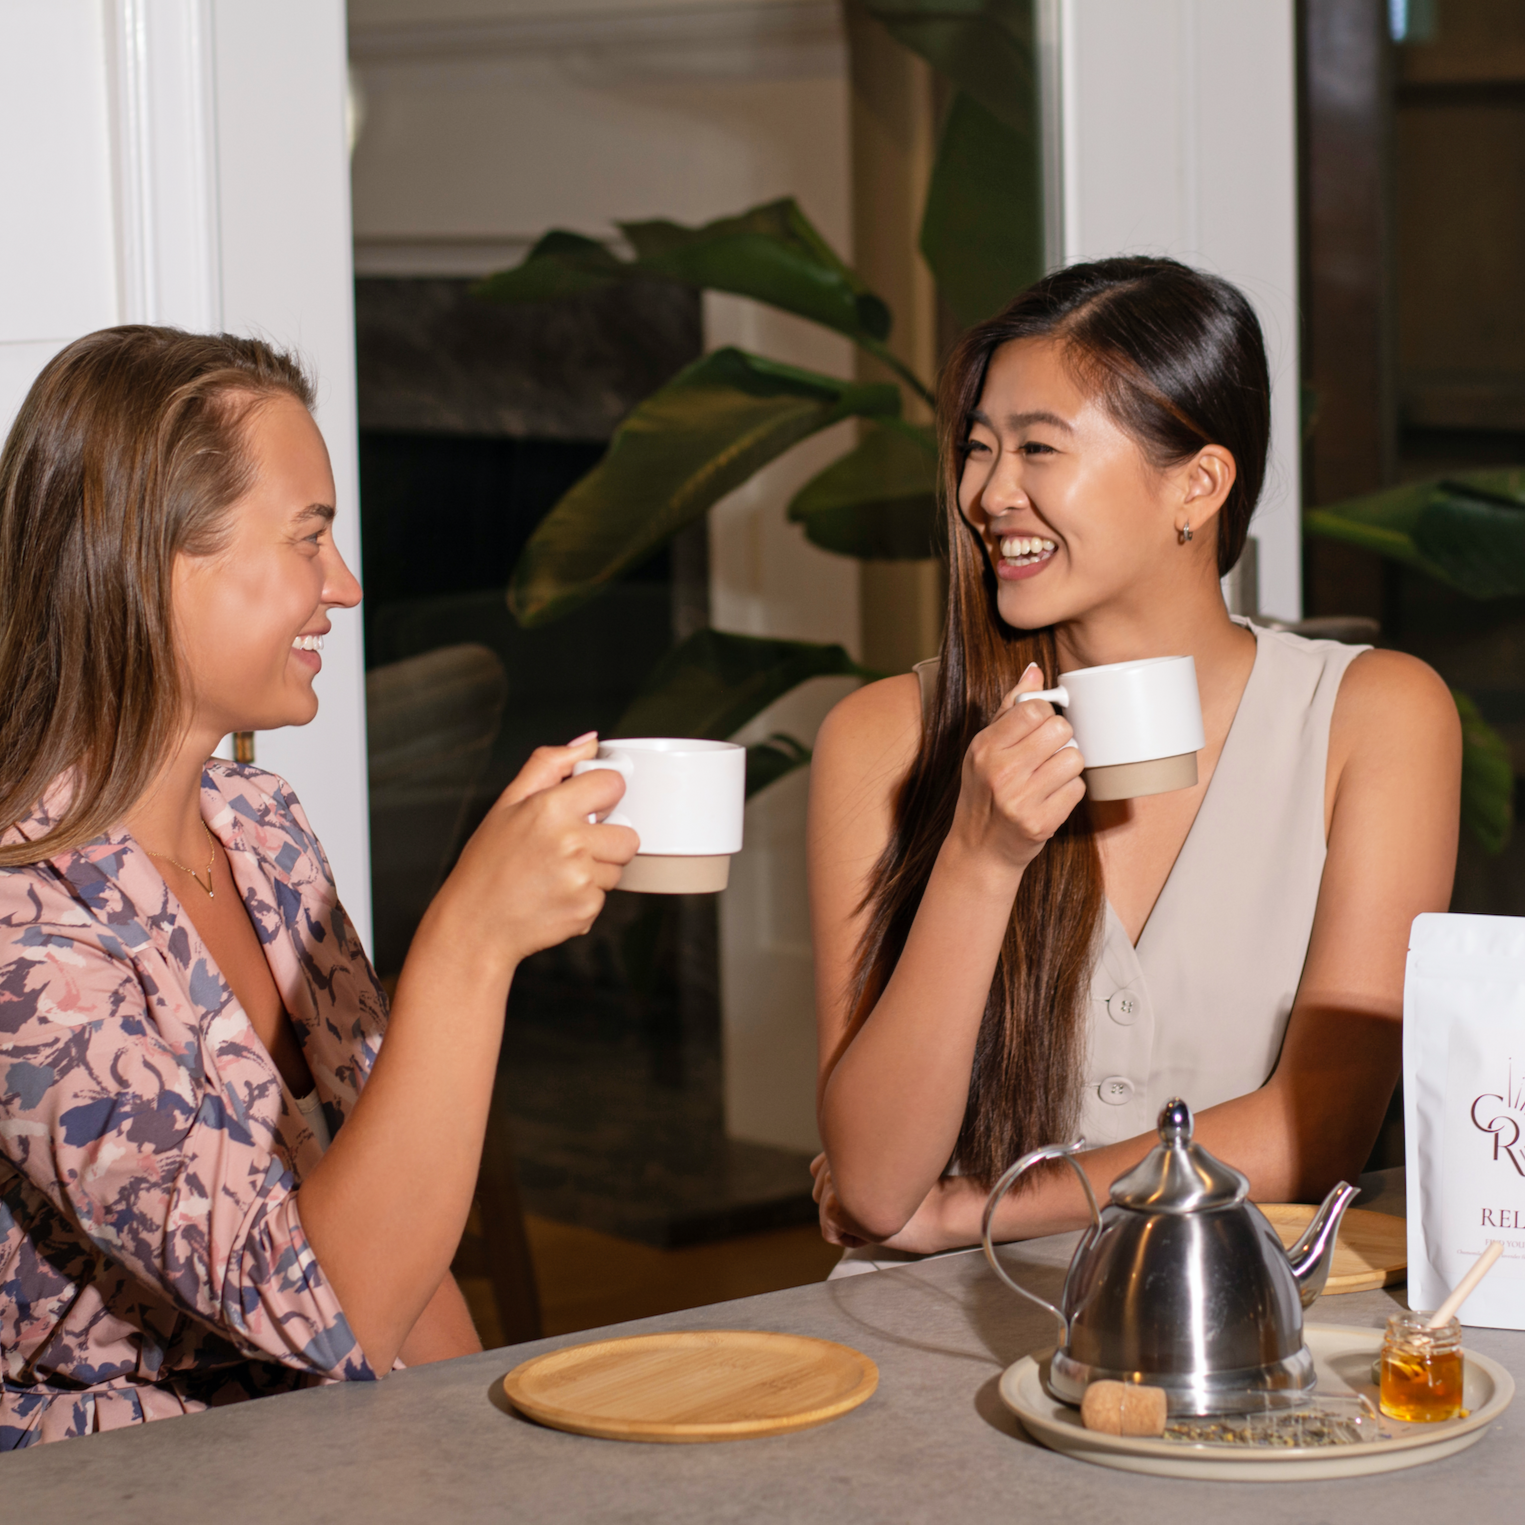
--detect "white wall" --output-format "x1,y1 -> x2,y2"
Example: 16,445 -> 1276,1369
209,1 -> 372,942
0,0 -> 372,944
1044,0 -> 1302,620
0,6 -> 117,430
349,0 -> 855,1153
705,298 -> 859,1153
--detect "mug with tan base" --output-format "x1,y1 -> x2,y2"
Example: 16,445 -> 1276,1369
573,738 -> 745,893
1016,655 -> 1205,802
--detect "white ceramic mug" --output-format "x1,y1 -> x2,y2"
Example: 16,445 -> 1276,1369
1016,655 -> 1204,801
573,737 -> 745,893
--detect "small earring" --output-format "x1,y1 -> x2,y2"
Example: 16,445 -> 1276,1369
1177,521 -> 1193,545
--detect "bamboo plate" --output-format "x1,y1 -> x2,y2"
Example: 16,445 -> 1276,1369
1256,1204 -> 1407,1293
1001,1323 -> 1514,1481
501,1329 -> 879,1443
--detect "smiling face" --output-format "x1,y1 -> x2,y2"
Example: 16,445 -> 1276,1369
957,337 -> 1232,635
172,394 -> 361,742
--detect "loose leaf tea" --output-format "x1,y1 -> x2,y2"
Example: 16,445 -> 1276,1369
1164,1404 -> 1377,1448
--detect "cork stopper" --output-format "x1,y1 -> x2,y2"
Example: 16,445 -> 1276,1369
1079,1380 -> 1168,1437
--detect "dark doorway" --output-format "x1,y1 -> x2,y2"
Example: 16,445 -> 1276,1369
355,275 -> 818,1248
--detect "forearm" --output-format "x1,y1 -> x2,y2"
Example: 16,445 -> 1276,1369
820,838 -> 1023,1237
893,1043 -> 1395,1254
299,891 -> 513,1372
397,1272 -> 483,1366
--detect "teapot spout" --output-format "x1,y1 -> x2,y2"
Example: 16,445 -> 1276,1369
1286,1181 -> 1360,1307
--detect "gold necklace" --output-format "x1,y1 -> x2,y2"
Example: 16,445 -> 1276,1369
148,820 -> 218,899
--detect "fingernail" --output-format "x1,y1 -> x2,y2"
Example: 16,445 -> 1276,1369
1022,663 -> 1040,679
569,730 -> 597,746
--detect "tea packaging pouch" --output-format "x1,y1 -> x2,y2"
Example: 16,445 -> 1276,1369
1405,912 -> 1525,1328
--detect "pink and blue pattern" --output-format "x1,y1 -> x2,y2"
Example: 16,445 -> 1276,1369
0,763 -> 389,1446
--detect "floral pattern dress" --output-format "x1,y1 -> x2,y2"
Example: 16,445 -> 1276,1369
0,762 -> 390,1447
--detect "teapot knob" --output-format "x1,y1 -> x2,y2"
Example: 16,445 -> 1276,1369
1158,1097 -> 1193,1143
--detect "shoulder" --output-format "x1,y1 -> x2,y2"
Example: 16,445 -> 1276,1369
205,760 -> 329,874
1251,626 -> 1458,751
809,674 -> 925,851
205,758 -> 304,818
814,673 -> 924,775
0,863 -> 144,1027
1335,646 -> 1458,736
0,863 -> 107,959
1330,646 -> 1461,788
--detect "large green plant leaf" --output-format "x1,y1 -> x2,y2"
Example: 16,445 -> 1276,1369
615,628 -> 873,741
1413,477 -> 1525,598
476,198 -> 930,402
621,200 -> 889,347
1302,484 -> 1437,576
1304,468 -> 1525,597
1455,691 -> 1514,854
745,733 -> 814,798
788,421 -> 940,558
509,349 -> 901,625
864,0 -> 1036,134
473,230 -> 628,302
920,89 -> 1042,326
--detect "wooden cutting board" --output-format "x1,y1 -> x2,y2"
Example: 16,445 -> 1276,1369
501,1329 -> 879,1443
1256,1203 -> 1407,1293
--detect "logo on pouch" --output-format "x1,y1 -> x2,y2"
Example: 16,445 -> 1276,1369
1472,1061 -> 1525,1176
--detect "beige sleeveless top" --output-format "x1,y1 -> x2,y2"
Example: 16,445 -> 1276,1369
915,623 -> 1368,1148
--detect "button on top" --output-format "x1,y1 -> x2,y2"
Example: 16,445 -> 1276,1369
1098,1076 -> 1135,1107
1106,989 -> 1140,1026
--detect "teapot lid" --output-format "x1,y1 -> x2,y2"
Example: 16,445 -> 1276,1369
1108,1098 -> 1249,1213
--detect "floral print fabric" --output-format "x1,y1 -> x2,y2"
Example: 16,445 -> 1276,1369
0,762 -> 389,1447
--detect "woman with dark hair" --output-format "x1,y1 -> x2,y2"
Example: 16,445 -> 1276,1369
808,258 -> 1459,1259
0,327 -> 636,1445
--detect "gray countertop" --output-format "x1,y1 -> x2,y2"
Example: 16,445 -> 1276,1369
13,1168 -> 1521,1523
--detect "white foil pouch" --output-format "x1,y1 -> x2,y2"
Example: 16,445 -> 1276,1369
1405,912 -> 1525,1328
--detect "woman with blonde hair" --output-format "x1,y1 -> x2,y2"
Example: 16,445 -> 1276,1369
0,327 -> 636,1445
808,258 -> 1459,1261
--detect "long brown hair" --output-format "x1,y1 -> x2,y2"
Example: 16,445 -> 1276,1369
850,257 -> 1271,1184
0,326 -> 315,865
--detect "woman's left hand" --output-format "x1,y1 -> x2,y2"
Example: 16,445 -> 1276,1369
811,1154 -> 960,1254
811,1152 -> 866,1247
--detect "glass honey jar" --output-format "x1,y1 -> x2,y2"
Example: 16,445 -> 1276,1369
1379,1310 -> 1464,1422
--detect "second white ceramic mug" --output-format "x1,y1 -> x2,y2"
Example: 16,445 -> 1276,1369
1016,655 -> 1205,801
573,737 -> 745,893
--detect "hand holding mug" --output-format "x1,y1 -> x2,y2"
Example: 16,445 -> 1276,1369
1013,654 -> 1204,801
951,663 -> 1088,874
436,733 -> 640,969
951,653 -> 1206,873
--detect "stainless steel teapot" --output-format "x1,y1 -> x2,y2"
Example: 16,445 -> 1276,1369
981,1097 -> 1358,1416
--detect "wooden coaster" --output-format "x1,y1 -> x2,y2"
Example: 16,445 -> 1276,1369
1257,1204 -> 1407,1293
501,1329 -> 878,1443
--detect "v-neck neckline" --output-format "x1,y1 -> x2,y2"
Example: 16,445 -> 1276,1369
1105,623 -> 1265,952
113,772 -> 311,1117
25,763 -> 353,1178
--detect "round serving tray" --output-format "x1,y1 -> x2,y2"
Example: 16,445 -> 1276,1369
502,1329 -> 878,1444
1000,1322 -> 1513,1481
1257,1203 -> 1407,1293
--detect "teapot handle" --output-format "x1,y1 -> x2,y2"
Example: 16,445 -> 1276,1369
981,1140 -> 1102,1345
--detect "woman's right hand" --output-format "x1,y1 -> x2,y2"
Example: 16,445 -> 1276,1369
428,732 -> 639,972
946,662 -> 1087,874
